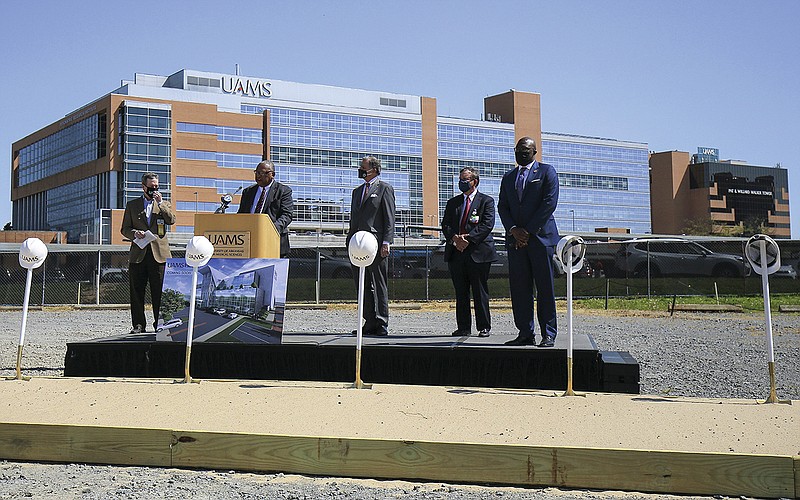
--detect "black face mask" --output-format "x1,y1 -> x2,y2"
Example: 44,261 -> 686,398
515,151 -> 534,166
146,187 -> 158,197
358,168 -> 371,179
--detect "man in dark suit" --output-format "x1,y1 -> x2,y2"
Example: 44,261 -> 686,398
121,172 -> 176,334
237,160 -> 294,258
442,167 -> 498,337
498,137 -> 560,347
347,156 -> 395,336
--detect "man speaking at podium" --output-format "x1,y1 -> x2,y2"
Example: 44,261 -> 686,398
121,172 -> 176,334
238,160 -> 294,258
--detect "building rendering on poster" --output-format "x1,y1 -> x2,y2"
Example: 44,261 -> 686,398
157,258 -> 288,344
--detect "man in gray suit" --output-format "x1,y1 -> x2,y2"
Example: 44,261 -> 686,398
347,156 -> 396,336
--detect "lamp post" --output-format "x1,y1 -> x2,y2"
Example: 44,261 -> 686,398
194,192 -> 198,213
569,210 -> 575,232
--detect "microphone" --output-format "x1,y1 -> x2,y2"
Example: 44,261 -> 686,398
215,186 -> 243,214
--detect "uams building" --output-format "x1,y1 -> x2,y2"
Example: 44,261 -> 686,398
12,68 -> 651,244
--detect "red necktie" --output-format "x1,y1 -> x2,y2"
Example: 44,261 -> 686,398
459,195 -> 471,233
254,187 -> 267,213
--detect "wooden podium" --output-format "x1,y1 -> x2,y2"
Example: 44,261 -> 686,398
194,213 -> 280,259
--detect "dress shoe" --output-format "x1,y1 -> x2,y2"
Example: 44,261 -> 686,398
130,324 -> 143,334
478,329 -> 491,337
538,336 -> 555,348
351,329 -> 376,336
504,336 -> 534,346
451,329 -> 471,336
367,327 -> 388,337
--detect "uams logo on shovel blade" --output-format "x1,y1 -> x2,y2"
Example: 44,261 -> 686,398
187,253 -> 206,261
21,255 -> 41,263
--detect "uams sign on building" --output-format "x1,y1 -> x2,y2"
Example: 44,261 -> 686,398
221,76 -> 271,98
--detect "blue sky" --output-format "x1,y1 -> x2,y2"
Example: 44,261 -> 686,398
2,1 -> 798,237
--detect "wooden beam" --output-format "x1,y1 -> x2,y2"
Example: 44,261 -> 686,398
0,422 -> 172,467
171,430 -> 797,498
0,421 -> 795,498
795,456 -> 800,499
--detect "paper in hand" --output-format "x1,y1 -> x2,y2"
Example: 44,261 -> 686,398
134,230 -> 157,249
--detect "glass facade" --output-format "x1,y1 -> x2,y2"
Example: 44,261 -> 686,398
436,125 -> 650,234
177,149 -> 261,169
177,122 -> 262,143
119,102 -> 172,206
17,113 -> 106,186
47,177 -> 98,241
437,123 -> 516,230
242,106 -> 423,231
542,135 -> 651,234
13,112 -> 109,241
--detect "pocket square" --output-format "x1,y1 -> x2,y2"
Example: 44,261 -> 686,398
530,179 -> 542,183
369,193 -> 377,198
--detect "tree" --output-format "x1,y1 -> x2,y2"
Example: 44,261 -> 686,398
160,288 -> 187,321
681,217 -> 715,236
741,217 -> 772,237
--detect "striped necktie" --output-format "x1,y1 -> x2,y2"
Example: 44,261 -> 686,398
254,187 -> 267,213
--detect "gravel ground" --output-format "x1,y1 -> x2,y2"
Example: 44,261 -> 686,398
1,306 -> 798,499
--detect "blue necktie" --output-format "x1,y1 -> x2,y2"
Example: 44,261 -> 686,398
516,167 -> 527,199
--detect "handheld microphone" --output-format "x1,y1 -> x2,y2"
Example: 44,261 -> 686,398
215,186 -> 243,214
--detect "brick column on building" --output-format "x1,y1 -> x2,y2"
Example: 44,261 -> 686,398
484,90 -> 542,162
420,96 -> 439,234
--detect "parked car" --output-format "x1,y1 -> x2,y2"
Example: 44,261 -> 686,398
210,307 -> 227,315
389,249 -> 430,278
615,239 -> 751,278
288,249 -> 352,279
156,318 -> 183,331
224,312 -> 239,319
775,264 -> 797,279
100,267 -> 129,283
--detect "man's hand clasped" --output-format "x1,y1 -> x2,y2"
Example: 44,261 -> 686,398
453,234 -> 470,252
510,226 -> 530,249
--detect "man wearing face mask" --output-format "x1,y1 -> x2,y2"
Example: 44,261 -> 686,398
347,156 -> 395,336
121,172 -> 176,334
498,137 -> 560,347
441,167 -> 498,337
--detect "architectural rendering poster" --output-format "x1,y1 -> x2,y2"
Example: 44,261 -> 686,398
156,258 -> 288,344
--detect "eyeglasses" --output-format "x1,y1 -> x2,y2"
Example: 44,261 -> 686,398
254,170 -> 274,176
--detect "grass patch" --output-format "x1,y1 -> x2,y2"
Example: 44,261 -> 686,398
575,294 -> 800,312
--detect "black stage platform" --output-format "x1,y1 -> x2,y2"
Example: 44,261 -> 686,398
64,332 -> 640,393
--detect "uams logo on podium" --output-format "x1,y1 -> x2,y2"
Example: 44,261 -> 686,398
204,231 -> 251,258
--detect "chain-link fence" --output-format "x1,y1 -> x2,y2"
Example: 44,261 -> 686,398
0,236 -> 797,306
